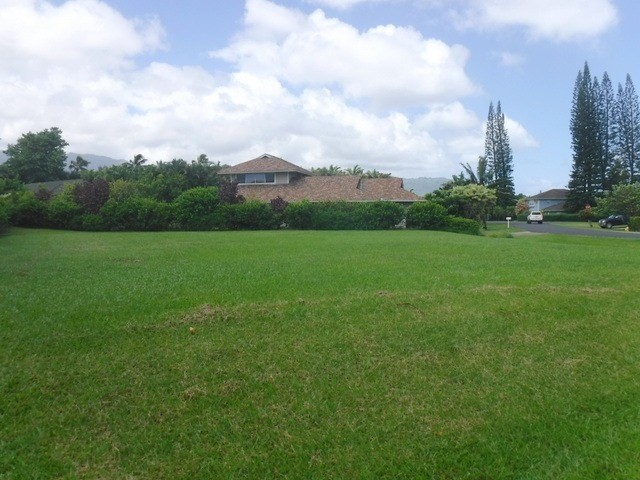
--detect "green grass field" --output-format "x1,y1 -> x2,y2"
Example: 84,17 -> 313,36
2,228 -> 640,479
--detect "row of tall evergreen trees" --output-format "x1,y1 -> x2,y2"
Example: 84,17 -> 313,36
567,62 -> 640,211
449,101 -> 516,210
484,101 -> 515,207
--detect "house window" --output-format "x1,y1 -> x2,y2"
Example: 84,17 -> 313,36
240,173 -> 275,184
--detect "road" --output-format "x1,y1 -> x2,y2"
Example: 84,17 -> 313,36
512,221 -> 640,239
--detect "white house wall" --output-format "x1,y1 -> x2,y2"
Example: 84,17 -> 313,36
275,172 -> 289,184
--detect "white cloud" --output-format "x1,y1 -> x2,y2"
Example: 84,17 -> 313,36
0,0 -> 164,77
306,0 -> 382,9
213,0 -> 477,108
454,0 -> 618,42
0,0 -> 537,181
0,0 -> 164,146
308,0 -> 618,42
496,51 -> 524,67
504,116 -> 538,149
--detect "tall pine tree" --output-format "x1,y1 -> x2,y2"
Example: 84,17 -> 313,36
484,101 -> 515,207
614,74 -> 640,183
568,64 -> 640,210
567,63 -> 600,211
596,72 -> 616,192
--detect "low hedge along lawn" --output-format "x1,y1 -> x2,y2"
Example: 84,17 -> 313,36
6,186 -> 480,234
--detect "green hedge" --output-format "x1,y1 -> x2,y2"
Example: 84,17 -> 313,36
77,213 -> 108,231
405,201 -> 479,235
283,200 -> 316,229
173,187 -> 220,230
356,201 -> 404,230
542,212 -> 580,221
443,216 -> 481,235
46,195 -> 83,229
100,197 -> 173,231
0,199 -> 10,234
405,201 -> 448,229
284,201 -> 404,230
629,216 -> 640,232
221,201 -> 278,230
10,191 -> 48,228
2,187 -> 421,233
312,202 -> 355,230
517,211 -> 581,222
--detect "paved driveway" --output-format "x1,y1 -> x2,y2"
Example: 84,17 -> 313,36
511,221 -> 640,239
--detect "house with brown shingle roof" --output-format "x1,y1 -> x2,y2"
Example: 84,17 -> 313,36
218,154 -> 422,204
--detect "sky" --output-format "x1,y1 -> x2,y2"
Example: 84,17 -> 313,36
1,0 -> 638,195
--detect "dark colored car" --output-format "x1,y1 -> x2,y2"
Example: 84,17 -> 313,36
598,214 -> 628,229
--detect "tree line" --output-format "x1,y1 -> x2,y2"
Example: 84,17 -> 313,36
0,128 -> 226,199
567,62 -> 640,211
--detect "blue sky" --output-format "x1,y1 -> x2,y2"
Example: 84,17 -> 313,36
0,0 -> 637,194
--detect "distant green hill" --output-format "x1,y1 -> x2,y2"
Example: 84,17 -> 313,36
402,177 -> 448,196
66,153 -> 123,169
0,152 -> 122,169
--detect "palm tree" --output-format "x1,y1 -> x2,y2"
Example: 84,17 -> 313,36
312,165 -> 344,176
69,155 -> 89,177
129,153 -> 147,168
363,169 -> 391,178
327,164 -> 344,176
345,164 -> 364,176
460,156 -> 491,186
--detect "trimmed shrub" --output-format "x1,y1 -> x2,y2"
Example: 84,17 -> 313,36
46,195 -> 83,229
541,212 -> 580,222
285,200 -> 405,230
78,214 -> 107,231
406,201 -> 448,229
443,216 -> 481,235
0,199 -> 10,234
101,197 -> 172,231
629,216 -> 640,232
355,201 -> 404,230
221,201 -> 278,230
10,190 -> 48,227
284,200 -> 317,229
313,202 -> 356,230
173,187 -> 220,230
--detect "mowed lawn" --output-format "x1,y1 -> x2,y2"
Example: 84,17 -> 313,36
1,228 -> 640,479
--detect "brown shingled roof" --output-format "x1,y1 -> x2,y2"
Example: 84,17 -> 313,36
218,154 -> 312,176
237,175 -> 422,203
